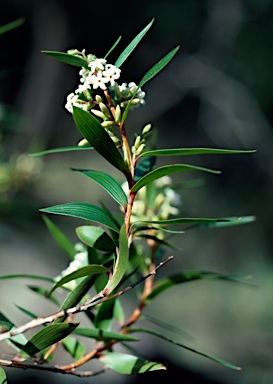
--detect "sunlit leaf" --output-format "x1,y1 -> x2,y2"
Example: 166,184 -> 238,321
73,327 -> 138,341
104,224 -> 129,294
48,265 -> 109,296
16,323 -> 78,360
72,107 -> 128,175
115,19 -> 154,67
0,367 -> 7,384
127,328 -> 240,370
42,215 -> 76,260
145,271 -> 251,303
42,51 -> 89,68
100,351 -> 166,374
131,164 -> 220,193
140,147 -> 256,157
76,226 -> 116,252
73,169 -> 127,206
0,18 -> 24,36
62,336 -> 85,360
104,36 -> 122,59
40,202 -> 119,232
30,145 -> 92,156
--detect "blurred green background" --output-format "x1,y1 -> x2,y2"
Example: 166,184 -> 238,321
1,0 -> 273,383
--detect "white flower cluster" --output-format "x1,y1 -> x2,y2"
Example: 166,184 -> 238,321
65,58 -> 121,113
117,82 -> 146,108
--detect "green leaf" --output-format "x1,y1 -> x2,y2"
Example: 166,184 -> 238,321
30,145 -> 92,157
104,224 -> 129,294
48,265 -> 109,296
140,147 -> 256,157
73,169 -> 127,206
62,336 -> 85,360
115,19 -> 154,68
76,226 -> 116,252
72,107 -> 128,175
104,36 -> 122,59
0,274 -> 54,283
122,46 -> 179,122
127,328 -> 240,370
133,217 -> 229,227
0,367 -> 7,384
42,51 -> 89,68
27,286 -> 60,306
145,271 -> 250,303
15,305 -> 37,320
16,323 -> 78,360
94,299 -> 115,331
0,312 -> 28,352
100,352 -> 166,374
40,202 -> 119,232
191,215 -> 256,229
134,156 -> 156,182
131,164 -> 220,193
42,215 -> 76,260
0,18 -> 24,36
73,327 -> 138,342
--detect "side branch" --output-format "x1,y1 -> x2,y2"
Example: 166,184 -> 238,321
0,256 -> 173,342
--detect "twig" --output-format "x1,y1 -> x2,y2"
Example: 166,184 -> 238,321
0,256 -> 173,341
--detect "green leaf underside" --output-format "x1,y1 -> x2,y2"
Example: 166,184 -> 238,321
100,352 -> 166,374
131,164 -> 220,193
76,226 -> 116,252
17,323 -> 78,359
42,51 -> 89,68
72,107 -> 127,174
115,19 -> 154,68
134,217 -> 242,226
0,367 -> 7,383
145,271 -> 250,303
104,36 -> 122,59
73,169 -> 127,206
73,327 -> 138,341
0,274 -> 54,282
42,215 -> 76,260
62,337 -> 85,360
140,148 -> 256,157
30,146 -> 92,156
105,225 -> 129,293
48,265 -> 109,296
127,328 -> 240,370
0,18 -> 24,35
40,202 -> 119,232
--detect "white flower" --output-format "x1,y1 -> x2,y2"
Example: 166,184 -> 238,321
88,71 -> 110,90
65,92 -> 78,113
88,58 -> 107,72
75,83 -> 91,94
103,64 -> 121,85
79,68 -> 89,83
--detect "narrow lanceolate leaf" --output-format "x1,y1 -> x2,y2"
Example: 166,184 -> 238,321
72,107 -> 128,175
0,312 -> 28,351
41,51 -> 89,68
133,217 -> 230,227
94,299 -> 115,331
42,215 -> 76,260
131,164 -> 220,193
144,271 -> 251,303
15,323 -> 78,360
62,336 -> 85,360
27,286 -> 60,306
30,145 -> 92,157
140,147 -> 257,157
100,352 -> 166,374
76,226 -> 116,252
48,265 -> 109,296
122,45 -> 179,123
104,36 -> 122,59
40,202 -> 119,232
105,224 -> 129,294
192,215 -> 256,229
73,169 -> 127,206
0,274 -> 54,283
0,17 -> 24,35
127,328 -> 240,370
73,327 -> 138,342
115,19 -> 154,68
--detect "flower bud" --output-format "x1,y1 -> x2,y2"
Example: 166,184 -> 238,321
142,123 -> 152,135
115,105 -> 121,124
101,121 -> 114,128
134,135 -> 142,149
95,95 -> 103,103
91,109 -> 106,119
78,138 -> 89,146
131,98 -> 140,105
99,103 -> 110,118
135,143 -> 146,156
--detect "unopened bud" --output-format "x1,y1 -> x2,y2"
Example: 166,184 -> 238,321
131,98 -> 140,106
115,105 -> 121,124
78,138 -> 89,146
101,121 -> 114,128
135,143 -> 146,155
67,49 -> 79,55
99,103 -> 110,118
91,109 -> 106,119
142,123 -> 152,135
134,135 -> 142,149
95,95 -> 103,103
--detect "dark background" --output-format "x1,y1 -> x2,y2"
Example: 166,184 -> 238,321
1,1 -> 273,383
